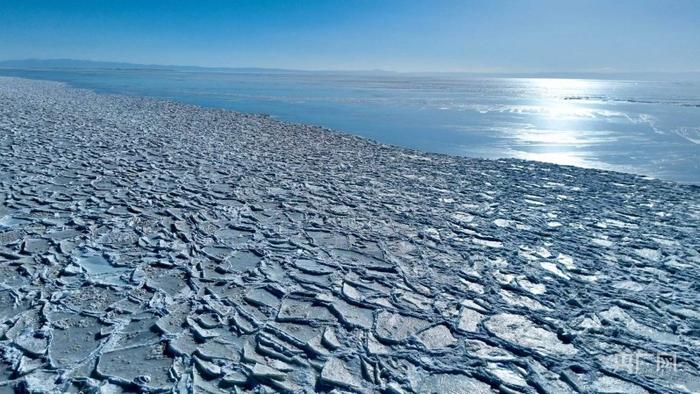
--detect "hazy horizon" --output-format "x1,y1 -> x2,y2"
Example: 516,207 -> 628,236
1,0 -> 698,74
2,58 -> 700,81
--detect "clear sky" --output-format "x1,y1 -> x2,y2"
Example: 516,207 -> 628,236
1,0 -> 698,72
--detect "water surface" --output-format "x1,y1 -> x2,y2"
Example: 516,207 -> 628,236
2,68 -> 698,183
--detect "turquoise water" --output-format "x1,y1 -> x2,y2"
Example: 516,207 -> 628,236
2,68 -> 699,183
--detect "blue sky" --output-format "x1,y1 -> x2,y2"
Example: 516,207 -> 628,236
1,0 -> 698,72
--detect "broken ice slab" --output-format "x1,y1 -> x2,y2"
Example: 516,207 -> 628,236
464,339 -> 516,362
244,287 -> 281,309
268,322 -> 322,347
457,307 -> 485,333
48,311 -> 103,368
202,245 -> 234,261
322,327 -> 341,349
70,253 -> 130,286
306,230 -> 351,249
374,311 -> 430,343
0,290 -> 30,321
484,313 -> 577,356
416,325 -> 458,350
167,332 -> 198,357
45,228 -> 82,241
215,226 -> 255,242
197,339 -> 242,363
0,215 -> 32,229
330,248 -> 396,272
327,298 -> 374,329
277,298 -> 336,323
416,373 -> 494,393
249,362 -> 288,390
0,229 -> 25,246
220,249 -> 262,272
96,344 -> 174,391
293,258 -> 334,275
320,357 -> 364,391
19,237 -> 50,255
6,310 -> 49,357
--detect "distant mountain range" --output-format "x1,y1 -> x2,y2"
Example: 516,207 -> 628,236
0,58 -> 163,70
1,59 -> 699,80
0,58 -> 396,75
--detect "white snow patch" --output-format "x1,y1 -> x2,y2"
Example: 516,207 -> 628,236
592,238 -> 613,247
540,262 -> 570,279
493,219 -> 511,228
535,247 -> 551,258
556,253 -> 575,269
451,212 -> 474,223
635,247 -> 661,261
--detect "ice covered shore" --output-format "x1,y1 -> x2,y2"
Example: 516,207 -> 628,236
0,77 -> 699,393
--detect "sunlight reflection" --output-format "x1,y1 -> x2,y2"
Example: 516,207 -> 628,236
508,79 -> 611,168
508,149 -> 602,169
513,129 -> 617,145
528,78 -> 598,94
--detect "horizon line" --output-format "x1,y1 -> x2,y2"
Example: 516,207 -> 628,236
1,57 -> 700,76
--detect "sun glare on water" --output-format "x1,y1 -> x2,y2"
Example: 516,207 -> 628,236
508,78 -> 612,167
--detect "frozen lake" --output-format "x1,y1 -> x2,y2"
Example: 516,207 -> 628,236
2,68 -> 698,183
